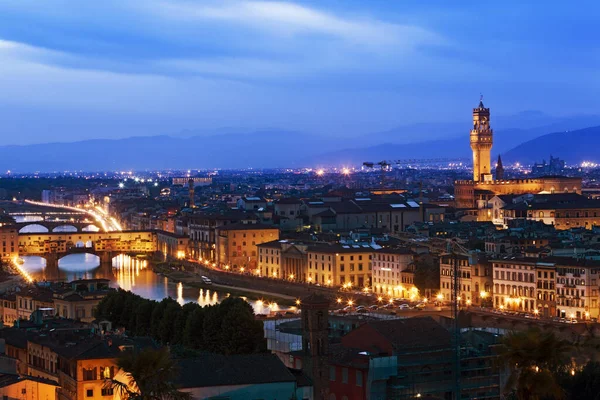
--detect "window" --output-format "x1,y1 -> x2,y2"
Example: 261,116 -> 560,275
330,366 -> 336,381
83,367 -> 97,381
86,389 -> 94,397
342,368 -> 348,383
356,370 -> 363,387
102,366 -> 114,379
101,389 -> 114,396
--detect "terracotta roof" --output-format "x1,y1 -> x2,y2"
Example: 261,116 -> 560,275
366,317 -> 451,351
176,353 -> 295,388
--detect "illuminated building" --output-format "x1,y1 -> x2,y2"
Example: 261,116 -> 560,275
215,223 -> 280,270
257,241 -> 375,287
470,97 -> 493,182
491,257 -> 537,312
455,100 -> 582,208
372,248 -> 416,298
490,256 -> 600,319
0,226 -> 19,262
171,177 -> 212,186
440,253 -> 492,306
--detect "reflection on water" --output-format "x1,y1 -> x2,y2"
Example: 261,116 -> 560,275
20,254 -> 264,312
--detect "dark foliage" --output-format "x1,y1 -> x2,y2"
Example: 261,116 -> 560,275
94,289 -> 266,355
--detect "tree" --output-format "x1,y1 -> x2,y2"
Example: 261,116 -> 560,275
134,301 -> 155,336
498,328 -> 571,400
413,254 -> 440,295
106,347 -> 190,400
560,361 -> 600,400
158,300 -> 181,344
183,307 -> 205,349
219,301 -> 265,354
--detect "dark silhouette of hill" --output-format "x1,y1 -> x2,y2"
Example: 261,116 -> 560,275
502,126 -> 600,164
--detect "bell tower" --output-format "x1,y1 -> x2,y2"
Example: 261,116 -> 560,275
470,96 -> 493,182
188,178 -> 195,208
301,293 -> 330,400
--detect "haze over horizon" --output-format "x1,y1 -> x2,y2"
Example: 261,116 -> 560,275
2,1 -> 600,146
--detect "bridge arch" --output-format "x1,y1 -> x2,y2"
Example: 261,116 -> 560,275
52,224 -> 79,233
58,253 -> 101,270
19,224 -> 49,233
82,224 -> 100,232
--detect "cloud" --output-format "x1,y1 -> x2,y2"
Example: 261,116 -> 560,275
151,0 -> 442,51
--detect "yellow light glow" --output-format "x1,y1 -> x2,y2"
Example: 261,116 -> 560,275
480,291 -> 488,298
336,298 -> 342,304
295,299 -> 301,306
316,169 -> 325,176
347,300 -> 354,306
256,300 -> 263,306
289,274 -> 295,280
240,267 -> 245,272
13,257 -> 33,283
377,296 -> 383,302
436,294 -> 444,300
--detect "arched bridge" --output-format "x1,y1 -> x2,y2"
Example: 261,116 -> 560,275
14,221 -> 103,233
18,230 -> 158,269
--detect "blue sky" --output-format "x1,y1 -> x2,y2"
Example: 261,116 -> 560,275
0,0 -> 599,144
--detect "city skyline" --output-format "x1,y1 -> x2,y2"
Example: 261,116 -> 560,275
2,1 -> 600,145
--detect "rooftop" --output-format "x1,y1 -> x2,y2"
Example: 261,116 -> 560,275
176,353 -> 296,388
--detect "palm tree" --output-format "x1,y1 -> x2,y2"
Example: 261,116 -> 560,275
106,347 -> 191,400
498,328 -> 572,400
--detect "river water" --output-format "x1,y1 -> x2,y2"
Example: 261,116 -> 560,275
20,254 -> 277,314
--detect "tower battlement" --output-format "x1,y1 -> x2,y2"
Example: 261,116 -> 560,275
470,97 -> 493,182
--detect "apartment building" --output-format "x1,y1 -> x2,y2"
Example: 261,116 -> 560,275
372,248 -> 416,298
440,254 -> 492,306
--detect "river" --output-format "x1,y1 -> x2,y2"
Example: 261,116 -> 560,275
20,254 -> 278,314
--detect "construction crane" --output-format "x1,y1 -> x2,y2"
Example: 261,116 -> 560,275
362,161 -> 391,186
445,239 -> 472,400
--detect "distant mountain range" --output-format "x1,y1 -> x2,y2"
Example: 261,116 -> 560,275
2,111 -> 600,171
502,126 -> 600,164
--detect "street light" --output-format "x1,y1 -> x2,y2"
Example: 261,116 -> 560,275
480,291 -> 488,299
295,299 -> 301,306
336,298 -> 342,304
